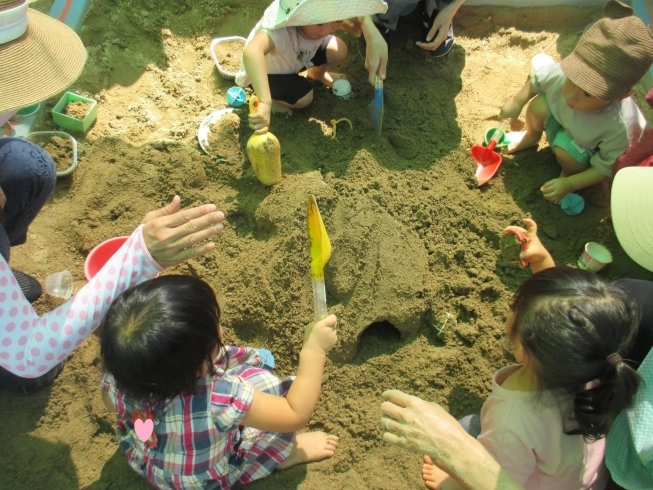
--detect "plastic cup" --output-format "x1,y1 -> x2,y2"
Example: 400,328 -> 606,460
332,79 -> 352,100
44,270 -> 73,300
577,242 -> 612,273
84,236 -> 129,282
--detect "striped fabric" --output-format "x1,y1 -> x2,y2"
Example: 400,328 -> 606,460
103,346 -> 295,489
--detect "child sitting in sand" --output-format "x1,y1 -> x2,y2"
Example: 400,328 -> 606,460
499,12 -> 653,204
100,275 -> 338,490
236,0 -> 387,134
421,219 -> 642,490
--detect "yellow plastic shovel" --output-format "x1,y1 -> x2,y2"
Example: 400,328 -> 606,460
307,195 -> 331,320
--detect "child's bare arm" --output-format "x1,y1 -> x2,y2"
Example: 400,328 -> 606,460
243,30 -> 276,134
241,315 -> 338,433
541,167 -> 606,203
102,389 -> 118,413
500,79 -> 537,122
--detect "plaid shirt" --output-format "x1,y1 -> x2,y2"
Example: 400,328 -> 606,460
103,346 -> 295,489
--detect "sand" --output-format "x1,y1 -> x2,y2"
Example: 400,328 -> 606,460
4,1 -> 652,489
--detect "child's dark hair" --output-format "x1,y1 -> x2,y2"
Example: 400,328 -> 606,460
509,267 -> 641,441
100,275 -> 224,400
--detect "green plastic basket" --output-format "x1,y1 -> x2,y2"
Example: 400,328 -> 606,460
52,92 -> 98,133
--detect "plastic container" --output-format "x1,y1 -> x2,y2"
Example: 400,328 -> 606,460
210,36 -> 246,80
44,270 -> 73,300
577,242 -> 612,273
560,193 -> 585,216
27,131 -> 78,177
484,127 -> 508,148
226,87 -> 247,107
52,92 -> 98,133
84,236 -> 129,281
332,79 -> 352,100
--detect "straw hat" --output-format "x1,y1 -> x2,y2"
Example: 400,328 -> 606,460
261,0 -> 388,30
612,167 -> 653,272
560,16 -> 653,100
0,0 -> 87,113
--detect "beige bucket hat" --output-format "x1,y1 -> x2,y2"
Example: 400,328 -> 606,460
261,0 -> 388,30
0,0 -> 87,113
612,167 -> 653,272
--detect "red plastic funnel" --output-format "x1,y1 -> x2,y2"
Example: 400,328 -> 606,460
84,236 -> 129,281
472,139 -> 503,186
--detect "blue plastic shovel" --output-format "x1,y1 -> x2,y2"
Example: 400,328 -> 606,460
371,76 -> 384,138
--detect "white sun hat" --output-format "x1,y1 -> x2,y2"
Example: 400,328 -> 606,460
261,0 -> 388,30
611,166 -> 653,272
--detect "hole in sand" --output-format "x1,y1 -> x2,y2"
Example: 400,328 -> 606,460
354,321 -> 402,361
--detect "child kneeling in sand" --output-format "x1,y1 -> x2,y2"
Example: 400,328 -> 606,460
100,275 -> 338,490
236,0 -> 387,134
499,12 -> 653,204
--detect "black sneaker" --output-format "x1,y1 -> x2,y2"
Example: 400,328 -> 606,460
11,269 -> 42,303
0,361 -> 64,395
422,7 -> 454,57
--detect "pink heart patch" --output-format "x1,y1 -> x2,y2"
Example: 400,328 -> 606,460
134,418 -> 154,442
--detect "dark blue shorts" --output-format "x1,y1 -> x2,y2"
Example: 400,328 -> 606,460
267,35 -> 332,105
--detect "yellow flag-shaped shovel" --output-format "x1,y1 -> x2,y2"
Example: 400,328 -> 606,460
307,195 -> 331,320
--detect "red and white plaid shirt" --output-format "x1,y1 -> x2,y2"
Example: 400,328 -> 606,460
103,346 -> 295,489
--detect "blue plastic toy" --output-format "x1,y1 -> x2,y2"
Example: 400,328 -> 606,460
226,87 -> 247,107
561,193 -> 585,216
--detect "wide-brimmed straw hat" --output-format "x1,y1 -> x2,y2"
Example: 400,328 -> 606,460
560,16 -> 653,100
261,0 -> 388,30
612,167 -> 653,272
0,0 -> 87,113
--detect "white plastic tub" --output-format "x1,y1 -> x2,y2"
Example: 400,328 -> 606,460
210,36 -> 246,80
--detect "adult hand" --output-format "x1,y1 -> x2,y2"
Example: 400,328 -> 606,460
248,101 -> 272,135
141,195 -> 225,268
541,177 -> 573,204
304,314 -> 338,354
363,23 -> 388,84
380,390 -> 476,464
415,1 -> 459,52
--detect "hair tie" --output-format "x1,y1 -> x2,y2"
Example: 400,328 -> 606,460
606,353 -> 623,366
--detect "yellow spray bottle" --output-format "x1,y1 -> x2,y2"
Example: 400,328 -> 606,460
246,96 -> 282,186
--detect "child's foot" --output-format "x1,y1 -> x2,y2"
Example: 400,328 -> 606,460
422,455 -> 457,489
277,432 -> 339,470
507,131 -> 541,154
308,71 -> 347,88
271,100 -> 292,116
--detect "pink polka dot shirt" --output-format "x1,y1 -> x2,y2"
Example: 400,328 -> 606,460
0,226 -> 163,377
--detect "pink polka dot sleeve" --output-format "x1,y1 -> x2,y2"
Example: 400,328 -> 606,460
0,225 -> 163,377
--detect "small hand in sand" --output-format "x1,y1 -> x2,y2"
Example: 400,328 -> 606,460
422,455 -> 464,490
506,131 -> 541,154
277,432 -> 339,470
541,177 -> 574,204
306,70 -> 347,88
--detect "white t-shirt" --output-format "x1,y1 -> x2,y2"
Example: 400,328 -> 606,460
236,21 -> 326,87
477,365 -> 608,490
532,63 -> 646,176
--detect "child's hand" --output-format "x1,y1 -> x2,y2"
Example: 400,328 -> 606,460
541,177 -> 574,204
499,99 -> 522,123
248,101 -> 272,134
512,218 -> 556,274
304,314 -> 338,355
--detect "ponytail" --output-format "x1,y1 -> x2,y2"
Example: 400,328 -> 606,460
572,354 -> 641,441
509,267 -> 642,442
